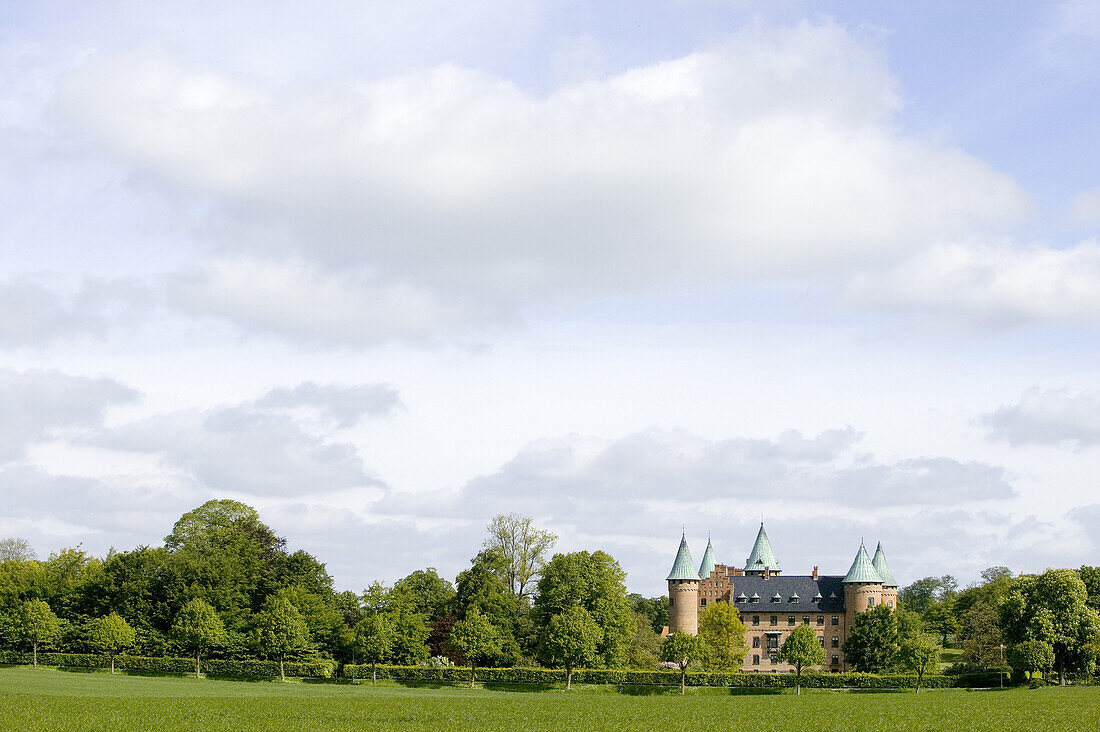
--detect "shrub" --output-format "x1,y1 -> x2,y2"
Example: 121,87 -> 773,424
0,651 -> 333,679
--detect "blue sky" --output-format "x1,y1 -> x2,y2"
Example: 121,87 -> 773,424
1,1 -> 1098,595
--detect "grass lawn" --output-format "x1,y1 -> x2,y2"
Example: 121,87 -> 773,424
2,666 -> 1098,731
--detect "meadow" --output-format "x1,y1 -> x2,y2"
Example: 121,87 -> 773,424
2,666 -> 1098,731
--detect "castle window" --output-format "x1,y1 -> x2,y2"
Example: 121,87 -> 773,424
802,616 -> 810,625
831,655 -> 839,666
770,655 -> 778,665
832,637 -> 839,648
817,616 -> 824,625
819,637 -> 825,647
752,615 -> 760,626
753,636 -> 760,648
753,655 -> 760,665
831,616 -> 839,626
669,598 -> 674,607
787,616 -> 795,626
700,598 -> 707,607
770,615 -> 778,626
888,601 -> 894,609
868,597 -> 875,608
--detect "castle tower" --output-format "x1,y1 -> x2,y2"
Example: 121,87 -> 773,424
743,522 -> 780,575
698,536 -> 717,580
871,542 -> 898,610
842,541 -> 884,631
667,534 -> 700,635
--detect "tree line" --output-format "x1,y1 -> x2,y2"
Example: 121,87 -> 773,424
2,507 -> 1098,687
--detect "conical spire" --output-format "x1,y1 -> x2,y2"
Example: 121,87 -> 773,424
666,534 -> 700,581
744,522 -> 780,573
871,542 -> 897,587
698,537 -> 717,579
843,541 -> 883,584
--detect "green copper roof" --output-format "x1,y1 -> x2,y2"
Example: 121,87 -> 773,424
698,538 -> 717,579
843,542 -> 884,584
871,542 -> 897,587
744,523 -> 780,572
667,534 -> 700,581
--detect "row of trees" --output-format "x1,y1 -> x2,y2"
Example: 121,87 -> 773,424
897,565 -> 1100,684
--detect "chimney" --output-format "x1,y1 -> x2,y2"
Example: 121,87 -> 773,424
812,566 -> 819,580
764,566 -> 771,579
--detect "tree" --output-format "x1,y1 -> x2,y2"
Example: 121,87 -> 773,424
1010,639 -> 1054,681
999,569 -> 1100,684
541,605 -> 602,689
981,566 -> 1013,584
777,623 -> 825,694
923,598 -> 958,646
0,538 -> 35,563
16,599 -> 60,667
533,551 -> 634,667
448,608 -> 503,687
899,576 -> 955,615
389,609 -> 431,666
628,594 -> 669,635
898,634 -> 940,692
171,598 -> 226,677
455,549 -> 522,663
1080,566 -> 1100,612
87,612 -> 136,673
254,595 -> 311,681
842,604 -> 898,672
626,611 -> 662,669
697,601 -> 748,671
390,568 -> 456,620
483,514 -> 556,603
959,602 -> 1003,667
661,631 -> 702,694
352,613 -> 394,683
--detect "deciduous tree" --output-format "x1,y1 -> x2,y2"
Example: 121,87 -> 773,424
778,623 -> 825,694
254,595 -> 311,681
483,514 -> 556,603
661,631 -> 702,694
697,601 -> 748,671
87,612 -> 136,673
540,605 -> 602,689
842,604 -> 898,672
448,608 -> 503,687
16,599 -> 60,667
353,613 -> 394,683
1009,639 -> 1054,681
898,634 -> 940,692
171,598 -> 226,677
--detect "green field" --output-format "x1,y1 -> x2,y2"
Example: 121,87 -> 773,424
2,667 -> 1098,731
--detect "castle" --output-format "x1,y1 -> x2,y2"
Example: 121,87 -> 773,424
665,524 -> 897,672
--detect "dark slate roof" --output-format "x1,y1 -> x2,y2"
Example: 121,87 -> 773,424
729,575 -> 846,613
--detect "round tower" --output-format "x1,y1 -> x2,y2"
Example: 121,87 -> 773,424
842,541 -> 884,631
666,534 -> 701,635
871,542 -> 898,610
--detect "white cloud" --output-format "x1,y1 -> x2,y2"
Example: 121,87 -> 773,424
0,369 -> 138,461
843,239 -> 1100,325
56,22 -> 1031,343
983,387 -> 1100,448
253,381 -> 401,428
1069,188 -> 1100,226
89,383 -> 396,496
0,277 -> 151,347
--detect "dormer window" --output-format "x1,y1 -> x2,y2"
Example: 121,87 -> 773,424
789,593 -> 799,602
737,593 -> 747,603
771,592 -> 782,602
813,592 -> 823,602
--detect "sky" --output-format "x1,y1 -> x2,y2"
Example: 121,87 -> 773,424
1,0 -> 1098,597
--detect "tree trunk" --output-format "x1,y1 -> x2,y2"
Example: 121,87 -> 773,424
680,667 -> 686,695
280,658 -> 285,682
372,663 -> 377,684
566,665 -> 572,690
470,664 -> 476,688
196,653 -> 201,678
916,670 -> 922,693
796,664 -> 801,695
1060,658 -> 1065,687
111,655 -> 115,674
32,641 -> 38,668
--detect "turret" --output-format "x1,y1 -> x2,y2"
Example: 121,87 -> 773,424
698,537 -> 717,580
842,541 -> 884,630
871,542 -> 898,610
744,523 -> 780,575
666,534 -> 700,635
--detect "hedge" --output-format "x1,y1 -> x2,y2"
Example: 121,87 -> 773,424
0,651 -> 334,679
340,664 -> 1009,689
